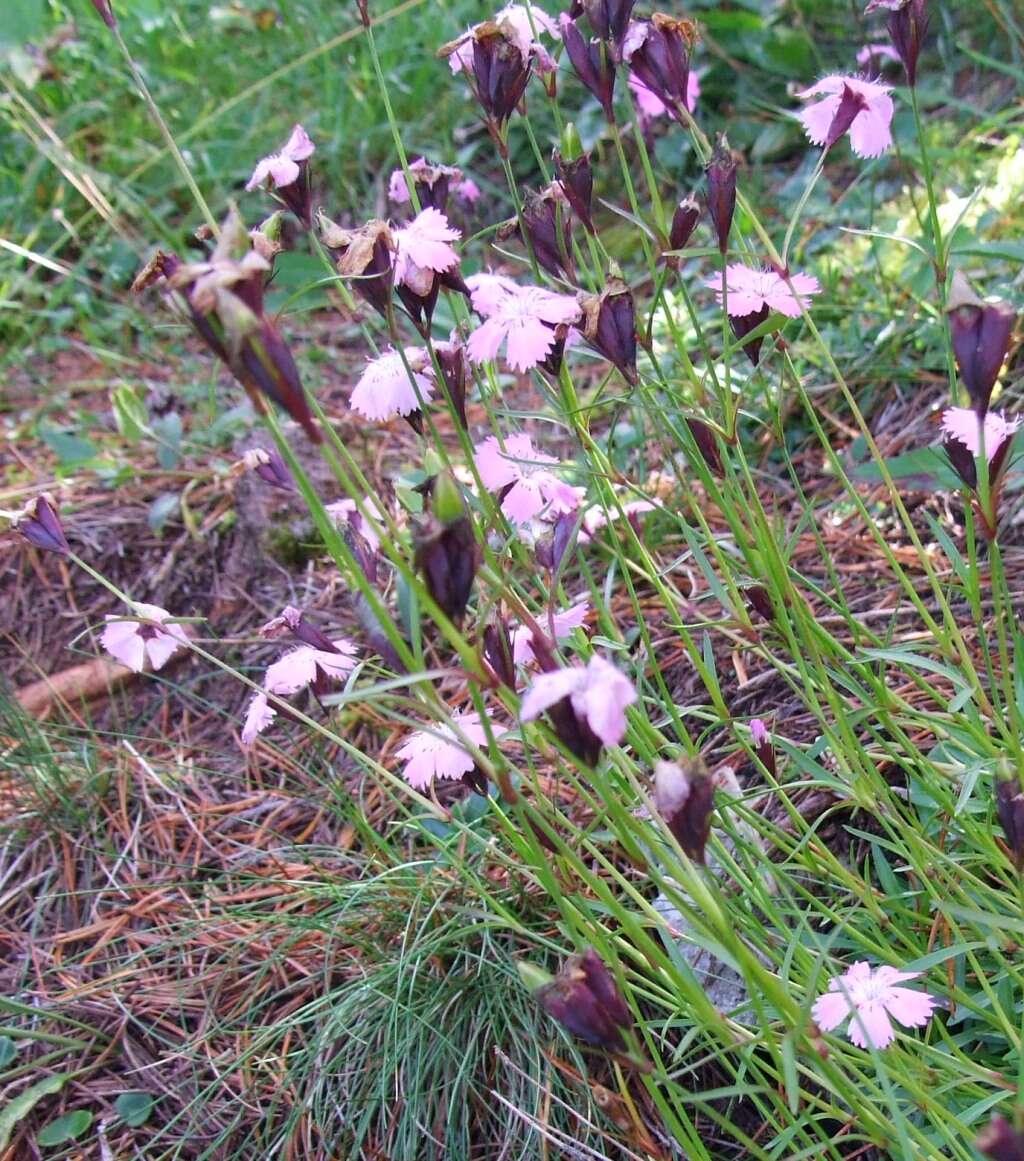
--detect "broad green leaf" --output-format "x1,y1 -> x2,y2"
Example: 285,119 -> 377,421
0,1074 -> 67,1152
36,1109 -> 92,1147
115,1091 -> 154,1128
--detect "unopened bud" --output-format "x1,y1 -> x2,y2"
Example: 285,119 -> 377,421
653,758 -> 715,863
533,947 -> 633,1051
13,494 -> 70,555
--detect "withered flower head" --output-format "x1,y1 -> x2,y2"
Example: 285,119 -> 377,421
439,21 -> 533,131
434,337 -> 469,430
667,195 -> 701,259
414,470 -> 480,625
559,13 -> 617,123
624,15 -> 697,123
705,135 -> 737,255
318,214 -> 395,323
519,185 -> 575,281
947,273 -> 1017,418
570,0 -> 638,60
977,1114 -> 1024,1161
579,277 -> 637,383
242,447 -> 298,492
12,493 -> 69,555
653,757 -> 715,862
532,947 -> 633,1050
483,616 -> 517,689
554,127 -> 595,234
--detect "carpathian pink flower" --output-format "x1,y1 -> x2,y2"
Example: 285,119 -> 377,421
628,70 -> 700,119
388,158 -> 480,207
467,284 -> 582,372
101,603 -> 190,673
241,692 -> 277,745
857,42 -> 901,71
350,348 -> 434,421
812,961 -> 936,1049
797,75 -> 894,158
512,602 -> 590,665
750,718 -> 770,746
467,272 -> 521,315
581,498 -> 657,540
942,407 -> 1021,459
521,655 -> 637,748
475,433 -> 581,524
396,709 -> 501,791
447,4 -> 560,74
246,124 -> 315,191
264,638 -> 358,695
393,208 -> 461,295
705,265 -> 821,319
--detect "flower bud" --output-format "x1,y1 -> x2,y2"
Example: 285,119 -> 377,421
750,719 -> 776,776
560,14 -> 617,123
535,510 -> 577,573
89,0 -> 117,28
531,948 -> 633,1050
243,447 -> 298,492
570,0 -> 638,61
653,758 -> 715,863
414,472 -> 479,624
705,136 -> 737,255
483,618 -> 517,689
13,494 -> 69,555
554,144 -> 595,235
745,584 -> 775,623
977,1114 -> 1024,1161
625,15 -> 696,123
947,274 -> 1016,418
520,187 -> 575,280
866,0 -> 929,87
558,121 -> 585,164
440,23 -> 533,130
579,278 -> 637,383
434,339 -> 468,430
685,417 -> 724,478
666,195 -> 701,262
996,769 -> 1024,873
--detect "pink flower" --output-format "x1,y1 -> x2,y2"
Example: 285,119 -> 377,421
101,603 -> 190,673
457,178 -> 482,204
467,272 -> 521,315
326,495 -> 387,551
246,124 -> 315,190
467,284 -> 581,372
941,407 -> 1021,460
797,75 -> 895,159
750,718 -> 770,746
512,602 -> 590,665
241,693 -> 276,745
856,42 -> 901,71
264,638 -> 358,695
350,348 -> 434,421
580,498 -> 657,540
475,433 -> 581,524
393,207 -> 460,295
628,70 -> 700,119
396,709 -> 500,791
812,961 -> 936,1049
705,265 -> 821,319
387,159 -> 480,207
520,655 -> 637,748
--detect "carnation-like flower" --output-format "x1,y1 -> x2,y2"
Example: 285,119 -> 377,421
797,75 -> 895,158
521,654 -> 637,749
467,272 -> 522,315
512,602 -> 590,665
475,433 -> 581,524
705,265 -> 821,319
856,42 -> 901,71
467,283 -> 582,372
628,69 -> 700,119
101,603 -> 190,673
246,124 -> 315,191
264,638 -> 358,695
387,158 -> 480,208
446,4 -> 560,74
396,709 -> 500,791
812,961 -> 936,1049
350,348 -> 435,421
580,498 -> 657,539
393,207 -> 461,296
241,692 -> 277,746
941,407 -> 1021,459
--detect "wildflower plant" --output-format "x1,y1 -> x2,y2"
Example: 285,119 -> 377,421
13,0 -> 1024,1157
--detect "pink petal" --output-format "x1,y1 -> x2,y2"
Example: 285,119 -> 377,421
282,124 -> 315,162
848,97 -> 894,158
241,693 -> 276,745
502,478 -> 546,524
883,987 -> 936,1029
265,647 -> 317,694
468,273 -> 520,316
552,602 -> 590,636
504,317 -> 555,371
395,710 -> 491,790
350,349 -> 434,420
847,1001 -> 896,1049
475,435 -> 522,491
457,177 -> 481,204
394,207 -> 460,273
245,156 -> 277,192
520,667 -> 585,722
799,94 -> 842,147
101,620 -> 146,672
145,631 -> 186,671
574,655 -> 636,746
467,318 -> 509,365
629,73 -> 667,119
811,990 -> 851,1032
796,75 -> 845,100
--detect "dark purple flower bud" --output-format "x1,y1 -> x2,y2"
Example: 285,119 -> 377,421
483,618 -> 517,689
319,215 -> 395,323
519,186 -> 575,281
705,136 -> 737,256
624,15 -> 696,124
570,0 -> 638,60
730,304 -> 770,366
745,584 -> 775,623
438,23 -> 533,130
947,276 -> 1016,418
354,593 -> 406,673
685,417 -> 724,478
560,14 -> 617,123
434,339 -> 468,430
241,322 -> 321,444
545,695 -> 604,766
653,758 -> 715,863
977,1114 -> 1024,1161
414,471 -> 480,625
554,148 -> 595,235
579,278 -> 637,383
89,0 -> 117,28
244,447 -> 298,492
666,195 -> 700,263
824,84 -> 870,151
532,948 -> 633,1050
536,510 -> 577,573
944,435 -> 978,490
866,0 -> 929,87
996,773 -> 1024,872
13,494 -> 69,555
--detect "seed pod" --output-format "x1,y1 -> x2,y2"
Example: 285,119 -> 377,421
532,948 -> 633,1050
579,278 -> 637,382
996,772 -> 1024,873
976,1114 -> 1024,1161
554,138 -> 595,234
521,186 -> 575,280
685,417 -> 725,477
705,136 -> 737,255
414,471 -> 479,625
625,15 -> 696,123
